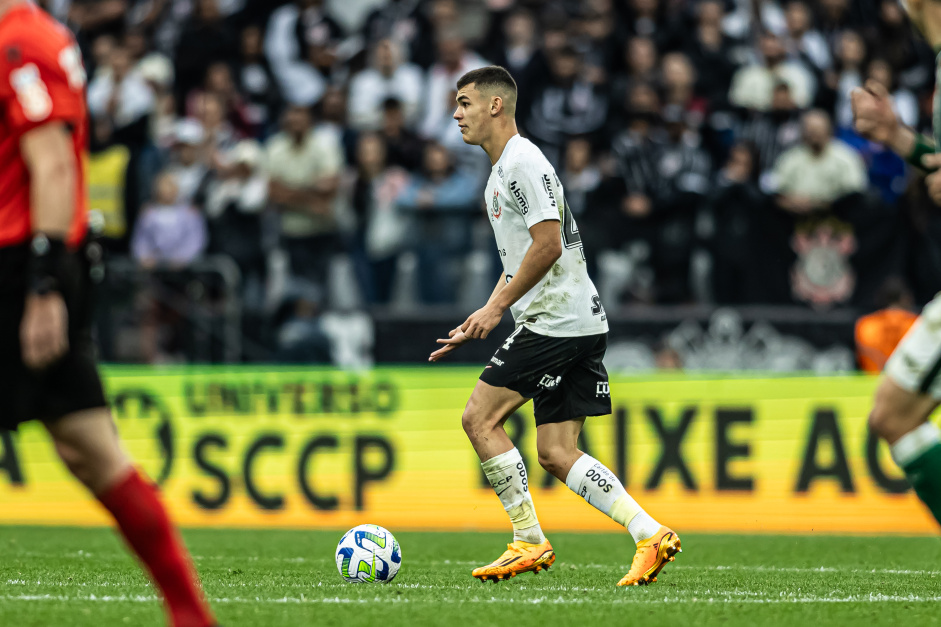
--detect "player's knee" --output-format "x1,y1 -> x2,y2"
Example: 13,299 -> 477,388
537,444 -> 568,477
869,382 -> 915,441
461,399 -> 493,440
868,401 -> 888,437
461,404 -> 480,438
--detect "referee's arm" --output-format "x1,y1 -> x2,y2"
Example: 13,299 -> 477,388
19,122 -> 76,370
21,123 -> 76,237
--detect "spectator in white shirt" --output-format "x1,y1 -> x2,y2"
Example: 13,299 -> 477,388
265,103 -> 345,289
348,38 -> 424,131
729,31 -> 816,111
87,44 -> 155,139
204,139 -> 269,309
784,0 -> 832,73
166,119 -> 210,205
419,30 -> 488,141
771,109 -> 867,213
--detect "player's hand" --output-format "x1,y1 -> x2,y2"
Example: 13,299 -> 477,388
924,154 -> 941,205
851,79 -> 899,144
429,326 -> 469,362
20,292 -> 69,371
461,304 -> 504,340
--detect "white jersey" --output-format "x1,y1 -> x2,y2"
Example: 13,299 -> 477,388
486,135 -> 608,337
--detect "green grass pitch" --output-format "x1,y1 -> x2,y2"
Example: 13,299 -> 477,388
1,526 -> 940,626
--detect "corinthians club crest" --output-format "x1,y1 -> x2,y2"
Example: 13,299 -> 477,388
791,218 -> 856,308
491,189 -> 502,219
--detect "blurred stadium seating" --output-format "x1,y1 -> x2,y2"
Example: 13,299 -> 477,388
52,0 -> 941,367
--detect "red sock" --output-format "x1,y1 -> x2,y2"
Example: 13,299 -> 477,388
98,468 -> 215,627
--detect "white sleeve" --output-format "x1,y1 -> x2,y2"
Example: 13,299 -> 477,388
264,5 -> 325,106
506,161 -> 561,229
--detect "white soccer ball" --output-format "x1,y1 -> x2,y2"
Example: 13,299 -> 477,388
335,524 -> 402,583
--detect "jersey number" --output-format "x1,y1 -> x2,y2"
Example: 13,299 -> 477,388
10,63 -> 51,122
560,198 -> 586,261
9,45 -> 85,123
501,326 -> 524,351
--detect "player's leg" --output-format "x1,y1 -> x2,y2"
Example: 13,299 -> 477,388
535,417 -> 679,586
463,382 -> 537,542
870,304 -> 941,525
536,418 -> 661,542
45,408 -> 216,627
534,333 -> 681,586
462,379 -> 555,581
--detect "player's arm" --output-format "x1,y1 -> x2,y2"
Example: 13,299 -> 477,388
852,78 -> 941,204
481,221 -> 560,324
851,80 -> 929,169
487,272 -> 507,305
456,219 -> 561,342
429,272 -> 508,362
19,123 -> 76,370
22,123 -> 76,236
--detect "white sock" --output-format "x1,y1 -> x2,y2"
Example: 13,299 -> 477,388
565,453 -> 661,543
481,448 -> 546,544
891,422 -> 941,467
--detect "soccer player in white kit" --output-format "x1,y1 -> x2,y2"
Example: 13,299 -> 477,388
428,66 -> 681,586
852,0 -> 941,529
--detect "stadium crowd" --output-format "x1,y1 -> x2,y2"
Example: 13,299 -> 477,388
44,0 -> 941,362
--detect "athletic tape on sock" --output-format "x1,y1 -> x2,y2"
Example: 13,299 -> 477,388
481,448 -> 543,540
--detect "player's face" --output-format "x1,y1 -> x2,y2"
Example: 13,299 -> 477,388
453,84 -> 489,146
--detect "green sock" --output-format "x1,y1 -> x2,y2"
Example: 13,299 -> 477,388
901,443 -> 941,526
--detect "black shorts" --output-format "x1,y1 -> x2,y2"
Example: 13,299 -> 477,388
479,326 -> 612,426
0,242 -> 106,431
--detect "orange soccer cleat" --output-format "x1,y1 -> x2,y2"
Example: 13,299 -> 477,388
472,539 -> 555,582
617,526 -> 682,586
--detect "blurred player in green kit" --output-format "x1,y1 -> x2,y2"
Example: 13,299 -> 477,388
853,0 -> 941,529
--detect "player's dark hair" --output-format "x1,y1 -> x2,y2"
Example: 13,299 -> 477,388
456,66 -> 518,116
456,66 -> 518,96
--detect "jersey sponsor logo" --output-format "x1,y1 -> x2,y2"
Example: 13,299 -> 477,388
509,180 -> 529,215
491,189 -> 502,219
596,382 -> 610,397
490,357 -> 504,367
490,474 -> 513,490
541,174 -> 557,208
538,375 -> 562,390
516,460 -> 528,491
585,464 -> 615,493
10,63 -> 52,122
